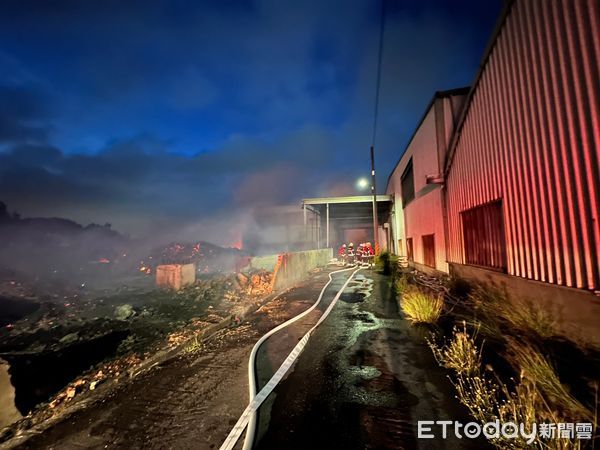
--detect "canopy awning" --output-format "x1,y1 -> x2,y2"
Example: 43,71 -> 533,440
301,195 -> 394,247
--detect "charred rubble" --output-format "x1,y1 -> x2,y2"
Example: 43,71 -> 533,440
0,206 -> 274,436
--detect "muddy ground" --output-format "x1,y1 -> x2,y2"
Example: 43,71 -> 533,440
6,268 -> 337,449
0,262 -> 274,437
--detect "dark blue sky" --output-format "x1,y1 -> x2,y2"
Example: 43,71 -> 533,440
0,0 -> 501,243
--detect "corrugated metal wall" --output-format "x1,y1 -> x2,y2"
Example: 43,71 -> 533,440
445,0 -> 600,291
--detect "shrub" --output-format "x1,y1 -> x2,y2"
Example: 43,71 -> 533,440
429,322 -> 481,376
401,289 -> 443,324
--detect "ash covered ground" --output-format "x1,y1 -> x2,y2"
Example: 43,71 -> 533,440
0,206 -> 271,437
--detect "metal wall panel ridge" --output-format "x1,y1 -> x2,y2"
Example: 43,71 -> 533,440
445,0 -> 600,291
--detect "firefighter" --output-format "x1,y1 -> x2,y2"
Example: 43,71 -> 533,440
338,243 -> 347,263
364,242 -> 375,265
347,242 -> 355,264
356,243 -> 365,263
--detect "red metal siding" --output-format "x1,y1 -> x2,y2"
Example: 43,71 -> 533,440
461,201 -> 507,271
446,0 -> 600,291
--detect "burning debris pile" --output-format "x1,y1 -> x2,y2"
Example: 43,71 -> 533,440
139,241 -> 243,276
0,205 -> 281,439
234,271 -> 273,297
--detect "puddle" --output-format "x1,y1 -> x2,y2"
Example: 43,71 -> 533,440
347,364 -> 381,380
340,292 -> 365,303
340,275 -> 374,304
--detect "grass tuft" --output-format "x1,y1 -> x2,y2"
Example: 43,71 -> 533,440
507,341 -> 592,421
400,289 -> 443,324
469,287 -> 558,340
429,322 -> 481,376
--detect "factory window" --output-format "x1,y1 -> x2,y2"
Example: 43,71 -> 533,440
422,234 -> 435,268
401,159 -> 415,206
406,238 -> 414,262
461,200 -> 507,271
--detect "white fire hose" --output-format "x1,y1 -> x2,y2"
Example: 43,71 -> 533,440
220,266 -> 361,450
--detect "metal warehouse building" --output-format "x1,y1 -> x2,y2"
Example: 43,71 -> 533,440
444,0 -> 600,293
386,88 -> 469,274
385,0 -> 599,338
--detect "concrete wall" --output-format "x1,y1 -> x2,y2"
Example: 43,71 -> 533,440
272,248 -> 333,292
242,254 -> 279,273
449,263 -> 600,346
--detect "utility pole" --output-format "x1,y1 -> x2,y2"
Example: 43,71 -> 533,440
370,0 -> 384,255
371,145 -> 379,253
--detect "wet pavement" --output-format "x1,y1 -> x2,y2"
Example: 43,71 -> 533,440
254,269 -> 486,450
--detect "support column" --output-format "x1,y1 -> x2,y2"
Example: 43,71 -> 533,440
371,145 -> 379,253
317,210 -> 321,249
326,203 -> 330,248
303,203 -> 307,245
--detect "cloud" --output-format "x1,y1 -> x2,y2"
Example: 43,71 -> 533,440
0,84 -> 51,144
0,0 -> 502,242
0,125 -> 347,237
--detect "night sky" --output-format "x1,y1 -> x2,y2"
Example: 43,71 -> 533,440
0,0 -> 501,244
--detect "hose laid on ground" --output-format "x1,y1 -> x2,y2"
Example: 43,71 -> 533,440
220,266 -> 361,450
242,265 -> 356,450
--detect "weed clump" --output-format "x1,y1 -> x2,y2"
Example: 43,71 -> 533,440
428,322 -> 481,376
429,322 -> 594,448
183,336 -> 202,354
507,341 -> 592,421
400,289 -> 443,324
469,287 -> 558,340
